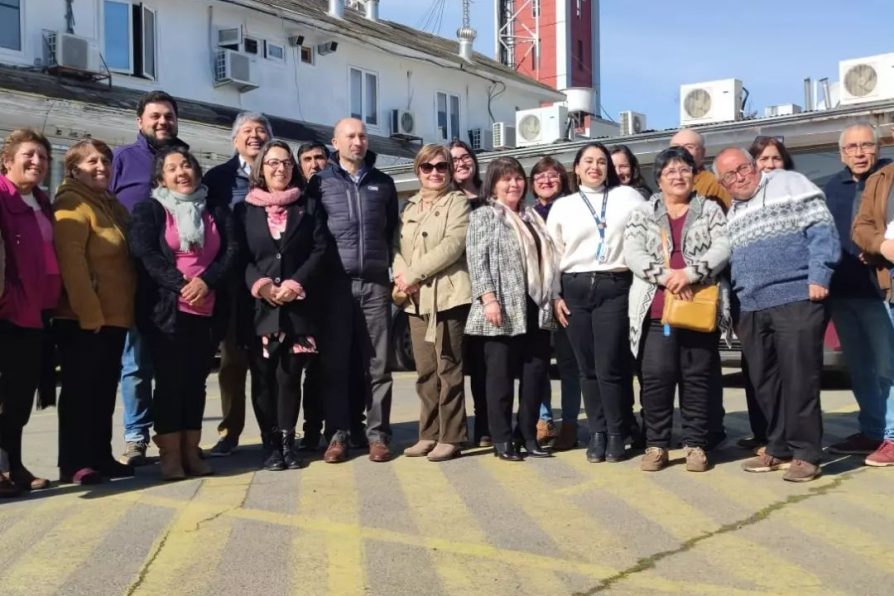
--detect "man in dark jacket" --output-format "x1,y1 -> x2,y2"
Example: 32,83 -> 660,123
202,112 -> 272,457
110,90 -> 188,466
304,117 -> 398,463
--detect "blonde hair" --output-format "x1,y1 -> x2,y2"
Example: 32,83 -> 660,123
0,128 -> 52,175
63,139 -> 113,178
413,144 -> 454,179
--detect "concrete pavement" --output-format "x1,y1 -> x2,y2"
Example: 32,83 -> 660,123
0,370 -> 892,595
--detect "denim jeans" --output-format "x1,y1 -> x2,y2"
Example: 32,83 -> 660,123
120,327 -> 154,443
830,298 -> 894,441
539,325 -> 582,424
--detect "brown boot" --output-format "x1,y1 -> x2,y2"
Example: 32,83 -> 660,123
153,433 -> 186,481
553,422 -> 579,451
181,430 -> 213,477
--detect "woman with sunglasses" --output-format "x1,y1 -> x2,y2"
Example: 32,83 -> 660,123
394,145 -> 471,461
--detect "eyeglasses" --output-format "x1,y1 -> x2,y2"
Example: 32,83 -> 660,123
661,166 -> 693,178
533,172 -> 561,182
452,154 -> 473,164
842,142 -> 877,156
718,162 -> 755,185
264,159 -> 294,170
419,162 -> 450,174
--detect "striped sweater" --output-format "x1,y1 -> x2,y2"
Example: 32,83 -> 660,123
727,170 -> 840,312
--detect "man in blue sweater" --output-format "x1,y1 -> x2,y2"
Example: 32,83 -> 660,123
716,147 -> 840,482
823,124 -> 893,459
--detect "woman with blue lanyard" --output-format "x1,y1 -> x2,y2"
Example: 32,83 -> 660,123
547,142 -> 645,463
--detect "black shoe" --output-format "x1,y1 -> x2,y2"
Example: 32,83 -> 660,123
281,430 -> 304,470
586,432 -> 606,463
262,431 -> 286,471
299,432 -> 321,451
493,442 -> 523,462
605,434 -> 627,462
523,440 -> 552,458
209,435 -> 238,457
96,459 -> 135,479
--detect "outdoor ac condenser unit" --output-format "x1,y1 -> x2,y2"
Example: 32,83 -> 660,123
214,50 -> 259,91
46,31 -> 102,73
619,111 -> 647,135
679,79 -> 743,125
839,53 -> 894,105
468,127 -> 493,152
390,109 -> 417,137
515,105 -> 568,147
492,122 -> 516,149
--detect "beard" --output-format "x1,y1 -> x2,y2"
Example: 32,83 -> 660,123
140,130 -> 180,150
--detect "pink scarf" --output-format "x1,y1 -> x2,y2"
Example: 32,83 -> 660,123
245,187 -> 301,239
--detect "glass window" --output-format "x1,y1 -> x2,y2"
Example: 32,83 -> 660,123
142,6 -> 156,79
244,37 -> 259,55
437,93 -> 448,140
365,72 -> 377,126
436,92 -> 460,140
265,42 -> 284,62
349,68 -> 378,126
300,46 -> 314,65
350,68 -> 363,120
104,0 -> 132,71
449,94 -> 460,140
0,0 -> 21,51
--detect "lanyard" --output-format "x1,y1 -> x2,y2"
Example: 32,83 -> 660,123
579,189 -> 609,262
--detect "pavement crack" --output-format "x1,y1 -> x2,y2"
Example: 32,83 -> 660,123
124,528 -> 172,596
575,469 -> 864,595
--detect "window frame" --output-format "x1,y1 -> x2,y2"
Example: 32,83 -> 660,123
140,4 -> 157,80
102,0 -> 158,80
0,0 -> 24,55
299,45 -> 314,65
435,91 -> 461,141
348,66 -> 379,128
264,40 -> 285,63
103,0 -> 134,74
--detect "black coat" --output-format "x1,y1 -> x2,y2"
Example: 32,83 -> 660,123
234,194 -> 330,339
129,199 -> 238,339
203,154 -> 251,210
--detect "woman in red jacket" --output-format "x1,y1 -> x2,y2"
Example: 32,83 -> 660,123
0,129 -> 61,496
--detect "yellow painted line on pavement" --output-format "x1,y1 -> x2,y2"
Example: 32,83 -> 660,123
0,497 -> 132,596
126,474 -> 253,595
0,499 -> 75,568
561,453 -> 824,591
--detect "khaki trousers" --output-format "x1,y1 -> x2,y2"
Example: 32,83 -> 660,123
408,305 -> 469,444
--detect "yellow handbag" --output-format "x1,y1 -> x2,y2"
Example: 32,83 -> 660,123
659,229 -> 719,333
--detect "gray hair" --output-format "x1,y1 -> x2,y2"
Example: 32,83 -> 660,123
838,123 -> 878,149
711,147 -> 754,176
230,112 -> 273,142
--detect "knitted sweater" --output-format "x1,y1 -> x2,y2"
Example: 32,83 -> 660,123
727,170 -> 840,312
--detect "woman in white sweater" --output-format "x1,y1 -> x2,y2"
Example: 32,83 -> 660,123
548,142 -> 645,463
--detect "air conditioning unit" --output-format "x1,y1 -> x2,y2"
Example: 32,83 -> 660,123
764,104 -> 802,118
515,105 -> 568,147
492,122 -> 516,149
839,53 -> 894,105
214,50 -> 259,91
46,32 -> 101,73
468,127 -> 493,152
389,109 -> 417,138
619,111 -> 647,135
679,79 -> 743,126
216,27 -> 243,47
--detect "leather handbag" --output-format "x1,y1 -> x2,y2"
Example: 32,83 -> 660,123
659,229 -> 719,333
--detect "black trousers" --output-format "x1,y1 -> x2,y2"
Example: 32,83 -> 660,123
147,313 -> 216,434
732,296 -> 768,440
638,319 -> 716,448
737,300 -> 826,464
464,335 -> 490,440
481,302 -> 551,444
0,321 -> 43,471
55,321 -> 126,472
249,340 -> 311,432
562,271 -> 633,436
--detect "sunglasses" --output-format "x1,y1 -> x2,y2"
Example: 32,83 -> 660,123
419,162 -> 449,174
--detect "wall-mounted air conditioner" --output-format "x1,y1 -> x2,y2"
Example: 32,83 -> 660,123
515,105 -> 568,147
492,122 -> 516,149
214,50 -> 259,91
46,32 -> 102,73
839,53 -> 894,105
679,79 -> 743,125
390,109 -> 417,138
764,104 -> 802,118
468,127 -> 493,152
216,27 -> 243,48
619,111 -> 646,135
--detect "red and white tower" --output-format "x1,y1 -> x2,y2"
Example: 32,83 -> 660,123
495,1 -> 600,111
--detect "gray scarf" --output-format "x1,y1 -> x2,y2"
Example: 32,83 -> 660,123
151,185 -> 208,251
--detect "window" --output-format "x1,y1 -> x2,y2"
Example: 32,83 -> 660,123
299,45 -> 314,65
0,0 -> 21,51
243,37 -> 259,55
436,92 -> 460,141
349,67 -> 378,126
103,1 -> 157,79
265,41 -> 285,62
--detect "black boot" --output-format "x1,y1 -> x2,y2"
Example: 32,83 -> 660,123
493,442 -> 523,462
524,440 -> 552,458
605,434 -> 627,462
281,430 -> 303,470
586,432 -> 606,463
262,431 -> 286,471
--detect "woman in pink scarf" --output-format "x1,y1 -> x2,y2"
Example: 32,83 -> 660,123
234,140 -> 329,471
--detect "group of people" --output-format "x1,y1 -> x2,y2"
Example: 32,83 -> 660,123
0,87 -> 892,497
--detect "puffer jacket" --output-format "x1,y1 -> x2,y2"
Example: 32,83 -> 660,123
305,151 -> 398,284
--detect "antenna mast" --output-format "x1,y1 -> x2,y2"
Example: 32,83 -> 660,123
496,0 -> 541,75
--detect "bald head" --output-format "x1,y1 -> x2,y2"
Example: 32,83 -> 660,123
670,128 -> 706,168
332,117 -> 369,171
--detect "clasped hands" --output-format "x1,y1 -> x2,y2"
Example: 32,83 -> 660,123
393,272 -> 419,296
258,281 -> 305,306
181,276 -> 209,306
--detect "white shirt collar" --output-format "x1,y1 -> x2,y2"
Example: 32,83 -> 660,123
238,155 -> 251,176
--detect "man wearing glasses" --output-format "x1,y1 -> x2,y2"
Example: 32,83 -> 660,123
824,124 -> 894,463
852,126 -> 894,467
715,147 -> 840,482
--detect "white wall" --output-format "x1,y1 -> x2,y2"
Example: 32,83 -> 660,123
2,0 -> 557,146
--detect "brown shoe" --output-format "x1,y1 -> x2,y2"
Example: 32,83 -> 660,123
741,452 -> 792,473
324,432 -> 348,463
783,459 -> 821,482
536,420 -> 557,446
403,440 -> 437,457
684,446 -> 709,472
427,443 -> 460,462
640,447 -> 669,472
368,441 -> 392,463
153,433 -> 186,481
553,422 -> 579,451
181,430 -> 213,477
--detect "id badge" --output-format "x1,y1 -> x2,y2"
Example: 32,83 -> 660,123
595,243 -> 608,264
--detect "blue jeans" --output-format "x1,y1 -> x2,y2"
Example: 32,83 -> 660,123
539,326 -> 582,424
830,298 -> 894,440
120,327 -> 154,443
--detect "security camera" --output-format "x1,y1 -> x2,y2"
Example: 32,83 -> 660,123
316,41 -> 338,55
288,34 -> 305,47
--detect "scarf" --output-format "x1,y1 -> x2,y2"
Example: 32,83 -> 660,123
151,185 -> 208,251
245,187 -> 301,240
491,200 -> 558,309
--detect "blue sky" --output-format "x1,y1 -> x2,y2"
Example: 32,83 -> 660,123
380,0 -> 894,129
